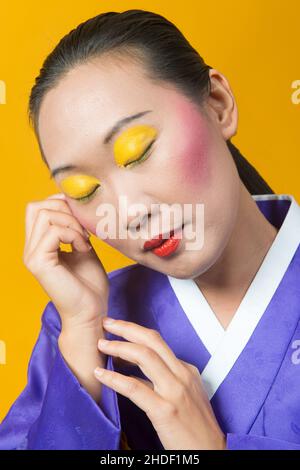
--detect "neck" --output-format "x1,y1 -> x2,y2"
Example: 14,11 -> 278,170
193,185 -> 278,329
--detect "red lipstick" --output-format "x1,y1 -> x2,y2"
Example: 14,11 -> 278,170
143,227 -> 182,257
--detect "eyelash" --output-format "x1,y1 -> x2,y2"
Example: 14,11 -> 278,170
74,185 -> 101,203
74,140 -> 155,203
123,140 -> 155,168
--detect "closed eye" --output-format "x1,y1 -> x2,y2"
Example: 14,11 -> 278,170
124,140 -> 155,168
74,184 -> 101,203
72,140 -> 155,203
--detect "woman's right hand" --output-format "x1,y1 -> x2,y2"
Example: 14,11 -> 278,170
23,193 -> 109,329
23,193 -> 110,402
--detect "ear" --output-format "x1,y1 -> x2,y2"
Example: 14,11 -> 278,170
204,68 -> 238,141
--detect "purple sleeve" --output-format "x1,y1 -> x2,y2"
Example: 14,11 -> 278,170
0,302 -> 121,450
226,433 -> 300,450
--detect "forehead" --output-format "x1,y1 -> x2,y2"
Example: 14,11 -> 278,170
37,57 -> 179,161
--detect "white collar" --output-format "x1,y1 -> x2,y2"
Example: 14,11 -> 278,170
167,194 -> 300,399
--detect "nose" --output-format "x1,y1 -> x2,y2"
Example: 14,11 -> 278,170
105,173 -> 158,237
126,209 -> 150,233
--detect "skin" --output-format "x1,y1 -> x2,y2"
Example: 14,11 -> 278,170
98,317 -> 225,450
24,54 -> 278,450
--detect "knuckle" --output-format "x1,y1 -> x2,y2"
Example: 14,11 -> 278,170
188,363 -> 199,375
25,201 -> 35,212
180,359 -> 199,376
181,368 -> 196,388
23,249 -> 34,267
149,329 -> 161,340
25,257 -> 40,275
141,346 -> 156,362
147,399 -> 178,424
160,401 -> 178,419
37,208 -> 50,222
56,200 -> 71,214
126,377 -> 139,395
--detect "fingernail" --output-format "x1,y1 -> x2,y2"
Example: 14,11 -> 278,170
103,317 -> 115,325
94,367 -> 104,377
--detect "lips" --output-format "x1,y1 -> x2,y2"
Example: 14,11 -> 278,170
143,225 -> 183,257
143,230 -> 175,251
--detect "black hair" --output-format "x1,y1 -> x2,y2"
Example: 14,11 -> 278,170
28,9 -> 274,195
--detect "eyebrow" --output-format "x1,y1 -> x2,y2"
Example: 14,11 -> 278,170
49,109 -> 153,179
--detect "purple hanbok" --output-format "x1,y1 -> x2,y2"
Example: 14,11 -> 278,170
1,194 -> 300,450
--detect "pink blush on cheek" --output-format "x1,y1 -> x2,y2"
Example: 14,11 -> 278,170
174,103 -> 211,188
180,138 -> 210,188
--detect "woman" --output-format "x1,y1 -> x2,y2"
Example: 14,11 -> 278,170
1,9 -> 300,450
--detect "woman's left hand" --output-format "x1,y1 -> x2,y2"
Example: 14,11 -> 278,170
94,317 -> 226,450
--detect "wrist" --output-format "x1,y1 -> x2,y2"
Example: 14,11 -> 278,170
58,323 -> 107,403
60,313 -> 105,341
212,431 -> 227,450
218,433 -> 227,450
59,324 -> 105,355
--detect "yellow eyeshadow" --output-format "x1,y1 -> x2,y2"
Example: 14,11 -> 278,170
60,174 -> 101,198
113,124 -> 157,167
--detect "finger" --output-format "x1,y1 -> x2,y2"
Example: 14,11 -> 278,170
180,359 -> 200,375
129,375 -> 154,390
25,198 -> 73,248
113,357 -> 155,389
97,339 -> 178,396
46,193 -> 67,200
102,319 -> 187,379
27,208 -> 89,255
94,367 -> 165,417
29,225 -> 91,264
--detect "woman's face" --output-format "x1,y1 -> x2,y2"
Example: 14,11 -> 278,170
37,55 -> 240,279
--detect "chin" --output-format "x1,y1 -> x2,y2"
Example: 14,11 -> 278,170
175,244 -> 224,279
137,248 -> 215,280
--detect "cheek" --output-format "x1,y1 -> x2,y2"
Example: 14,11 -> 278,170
180,136 -> 210,188
179,122 -> 211,188
169,103 -> 212,189
66,204 -> 129,247
65,201 -> 98,235
80,218 -> 98,235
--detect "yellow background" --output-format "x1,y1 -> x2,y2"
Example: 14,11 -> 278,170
0,0 -> 299,421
